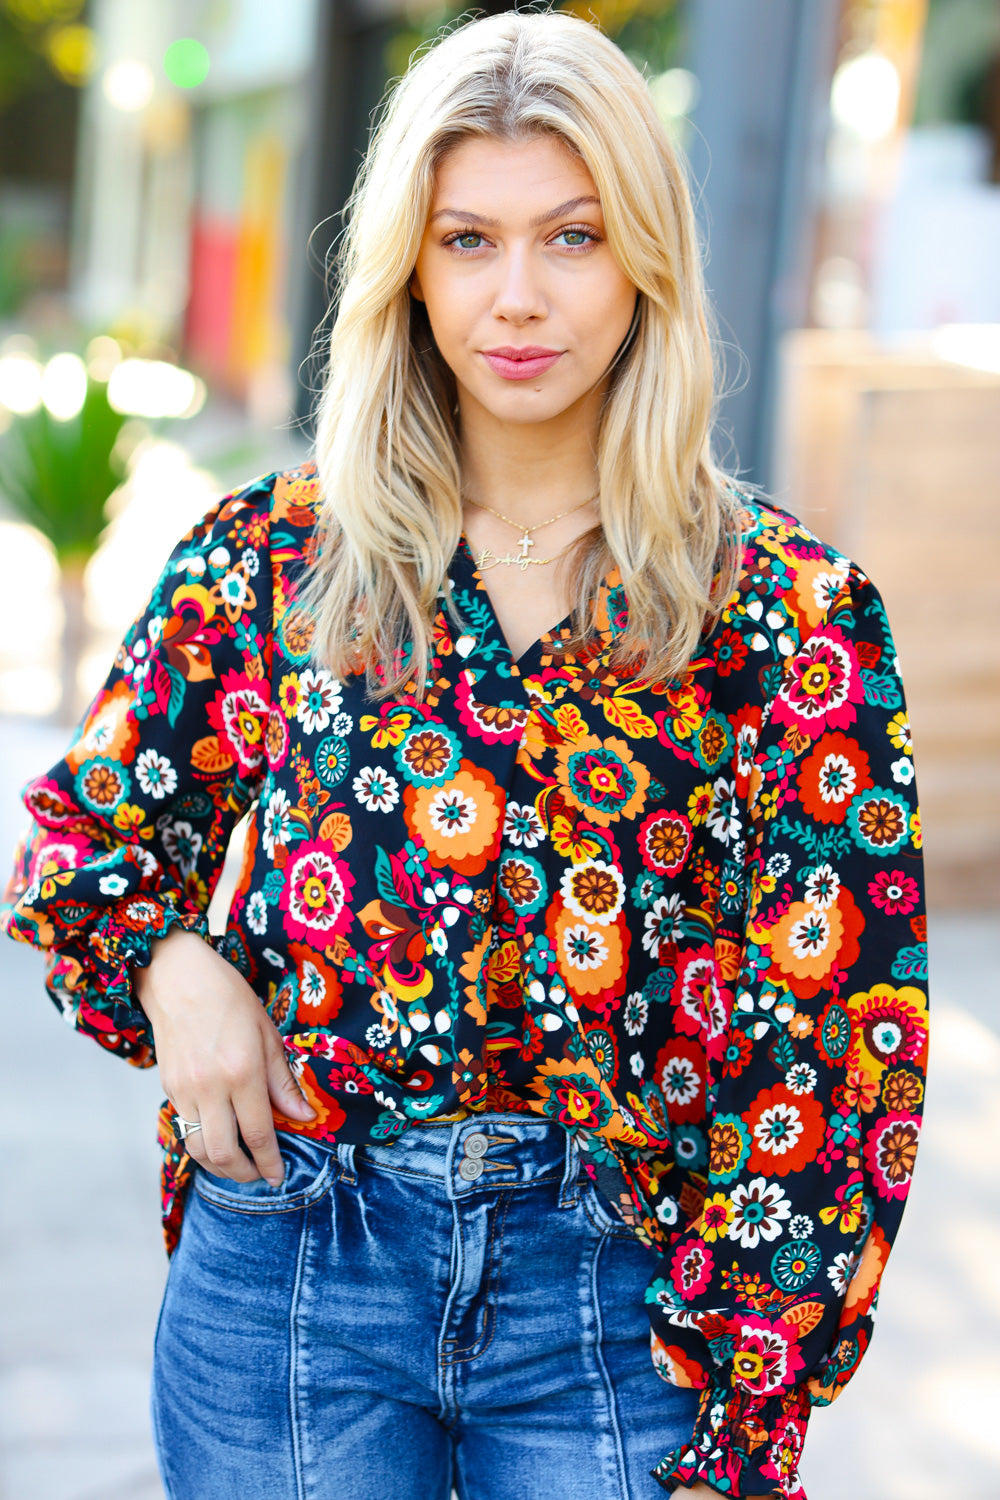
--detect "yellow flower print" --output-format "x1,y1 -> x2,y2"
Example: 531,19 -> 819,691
550,814 -> 603,863
886,712 -> 912,753
697,1191 -> 735,1242
909,809 -> 922,848
661,680 -> 702,740
278,673 -> 302,719
687,782 -> 715,826
359,709 -> 413,749
112,802 -> 153,839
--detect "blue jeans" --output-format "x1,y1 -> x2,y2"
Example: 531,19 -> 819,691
151,1112 -> 698,1499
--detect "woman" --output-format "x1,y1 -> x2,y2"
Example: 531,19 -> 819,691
2,11 -> 928,1500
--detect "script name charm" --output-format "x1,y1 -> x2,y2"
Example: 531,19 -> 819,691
475,544 -> 549,572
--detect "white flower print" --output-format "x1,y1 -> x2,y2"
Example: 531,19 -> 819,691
804,863 -> 840,911
788,908 -> 831,960
135,749 -> 177,800
219,571 -> 248,608
366,1023 -> 392,1050
827,1251 -> 860,1294
263,788 -> 293,858
629,1050 -> 645,1078
623,990 -> 648,1037
752,1099 -> 806,1157
707,776 -> 741,845
353,766 -> 399,813
641,893 -> 685,959
503,800 -> 544,849
161,820 -> 203,877
246,891 -> 268,935
332,712 -> 353,736
300,961 -> 327,1006
788,1214 -> 814,1239
241,547 -> 259,576
427,787 -> 477,837
784,1062 -> 818,1096
659,1051 -> 701,1107
891,756 -> 914,785
728,1177 -> 791,1248
296,668 -> 343,734
560,923 -> 609,972
98,873 -> 129,896
818,751 -> 857,806
766,851 -> 791,879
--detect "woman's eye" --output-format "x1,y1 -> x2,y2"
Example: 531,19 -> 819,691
448,231 -> 484,250
552,227 -> 596,249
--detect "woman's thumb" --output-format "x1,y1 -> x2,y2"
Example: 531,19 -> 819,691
264,1028 -> 316,1117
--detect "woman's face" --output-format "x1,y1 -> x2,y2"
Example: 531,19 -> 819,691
411,133 -> 637,430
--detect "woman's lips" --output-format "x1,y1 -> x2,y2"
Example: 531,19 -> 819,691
481,348 -> 564,381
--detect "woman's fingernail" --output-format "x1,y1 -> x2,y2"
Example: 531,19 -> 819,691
267,1177 -> 283,1188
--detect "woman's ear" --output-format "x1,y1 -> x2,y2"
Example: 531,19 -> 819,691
409,270 -> 426,303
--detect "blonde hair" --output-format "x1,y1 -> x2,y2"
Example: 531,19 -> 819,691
302,7 -> 741,699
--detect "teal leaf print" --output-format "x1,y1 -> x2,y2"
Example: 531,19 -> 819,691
891,942 -> 928,981
861,670 -> 902,710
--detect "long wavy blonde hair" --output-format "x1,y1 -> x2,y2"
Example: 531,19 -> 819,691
302,7 -> 742,700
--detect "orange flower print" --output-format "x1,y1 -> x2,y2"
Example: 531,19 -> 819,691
550,900 -> 626,999
559,859 -> 625,926
404,763 -> 503,876
65,680 -> 140,771
553,735 -> 649,827
797,732 -> 872,825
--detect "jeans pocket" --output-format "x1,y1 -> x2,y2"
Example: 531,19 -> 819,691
193,1129 -> 337,1214
578,1170 -> 637,1238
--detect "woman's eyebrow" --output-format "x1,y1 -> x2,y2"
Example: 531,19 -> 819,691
428,195 -> 601,227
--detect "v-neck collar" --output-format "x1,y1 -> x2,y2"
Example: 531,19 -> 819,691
445,532 -> 622,697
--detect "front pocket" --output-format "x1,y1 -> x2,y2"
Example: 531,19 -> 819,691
579,1173 -> 637,1239
193,1130 -> 337,1214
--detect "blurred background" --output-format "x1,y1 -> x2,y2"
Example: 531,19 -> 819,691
0,1 -> 997,1497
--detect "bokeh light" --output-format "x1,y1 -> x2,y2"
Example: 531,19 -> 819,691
831,51 -> 901,142
106,358 -> 206,419
163,38 -> 210,89
84,335 -> 123,383
45,23 -> 98,85
0,356 -> 43,415
649,67 -> 700,121
102,59 -> 155,112
41,352 -> 88,421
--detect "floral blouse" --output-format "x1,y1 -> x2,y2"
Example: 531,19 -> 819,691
2,461 -> 928,1498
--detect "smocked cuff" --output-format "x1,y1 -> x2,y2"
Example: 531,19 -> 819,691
87,894 -> 211,1036
651,1381 -> 811,1498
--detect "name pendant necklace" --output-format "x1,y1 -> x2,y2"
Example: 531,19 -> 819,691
464,491 -> 599,571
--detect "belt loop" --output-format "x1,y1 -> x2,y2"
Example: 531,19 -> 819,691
558,1129 -> 580,1208
337,1141 -> 356,1184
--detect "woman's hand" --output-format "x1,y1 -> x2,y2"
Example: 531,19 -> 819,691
136,927 -> 316,1185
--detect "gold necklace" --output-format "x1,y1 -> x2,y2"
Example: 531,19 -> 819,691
463,490 -> 599,571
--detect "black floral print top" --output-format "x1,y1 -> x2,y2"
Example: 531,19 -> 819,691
2,462 -> 928,1498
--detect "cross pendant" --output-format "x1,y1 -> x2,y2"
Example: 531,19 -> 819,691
517,530 -> 534,560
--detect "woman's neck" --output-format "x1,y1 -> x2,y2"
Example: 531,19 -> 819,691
457,384 -> 602,525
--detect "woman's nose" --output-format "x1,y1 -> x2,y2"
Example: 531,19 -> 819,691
491,246 -> 547,322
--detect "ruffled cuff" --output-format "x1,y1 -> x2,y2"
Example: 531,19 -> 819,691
85,894 -> 211,1040
651,1380 -> 811,1498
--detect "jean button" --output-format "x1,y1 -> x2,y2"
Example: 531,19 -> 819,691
463,1132 -> 489,1157
458,1156 -> 485,1181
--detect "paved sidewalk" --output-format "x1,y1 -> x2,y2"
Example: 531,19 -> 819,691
1,716 -> 997,1499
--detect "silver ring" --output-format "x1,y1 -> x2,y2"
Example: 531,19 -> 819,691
171,1114 -> 203,1142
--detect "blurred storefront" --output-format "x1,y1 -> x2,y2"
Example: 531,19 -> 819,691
771,0 -> 1000,911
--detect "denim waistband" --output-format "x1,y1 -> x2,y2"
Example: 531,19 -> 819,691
333,1112 -> 582,1206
